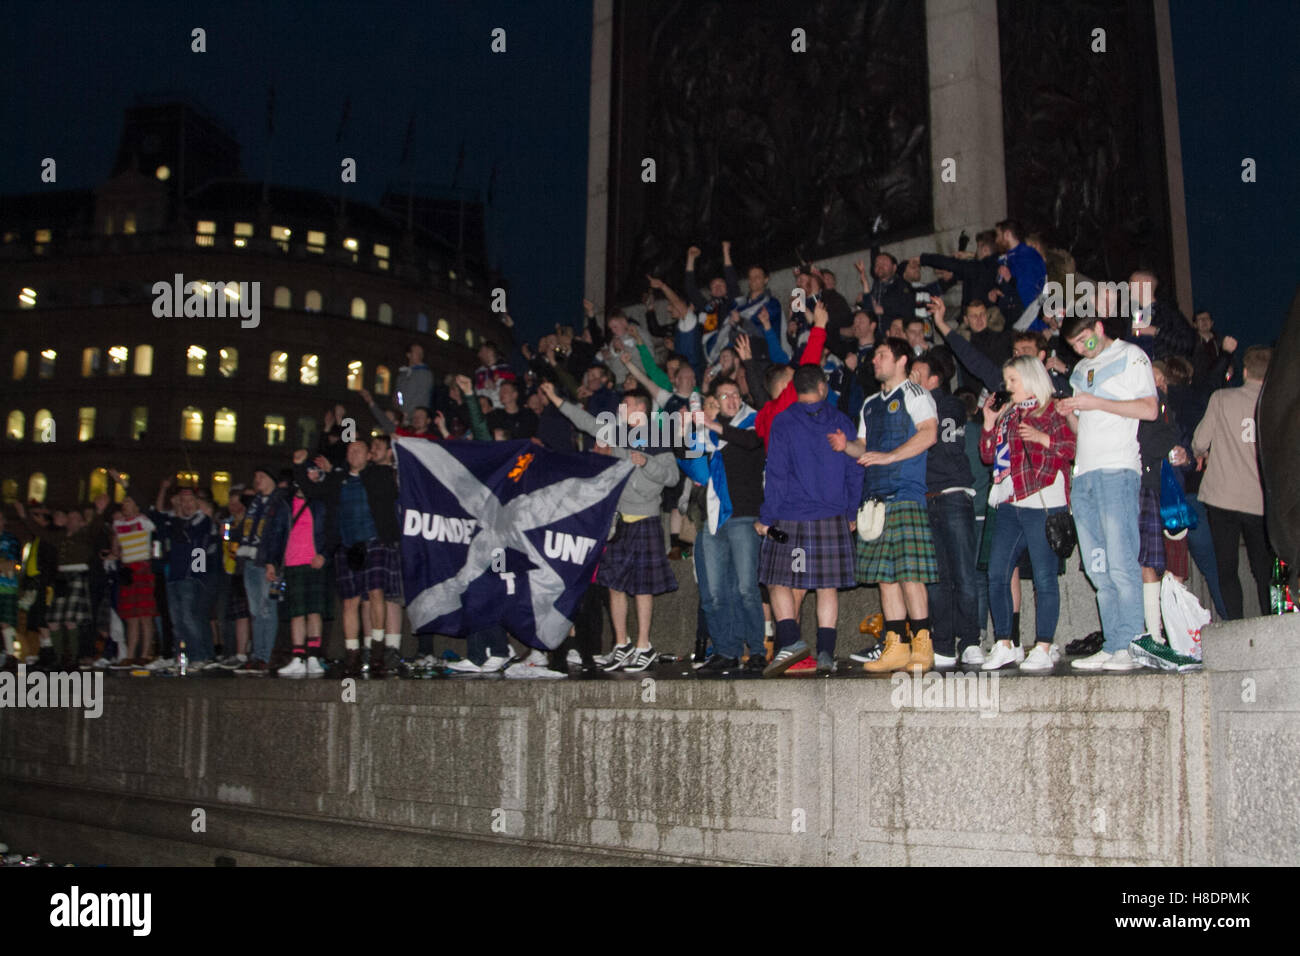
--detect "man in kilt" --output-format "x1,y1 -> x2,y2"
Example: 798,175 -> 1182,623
14,497 -> 109,670
540,380 -> 679,673
830,336 -> 939,672
757,364 -> 864,676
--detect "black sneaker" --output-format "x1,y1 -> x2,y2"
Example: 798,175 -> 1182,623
696,654 -> 741,675
692,635 -> 709,668
743,654 -> 767,674
1065,630 -> 1105,657
383,646 -> 402,676
620,646 -> 659,673
601,642 -> 636,672
849,641 -> 883,663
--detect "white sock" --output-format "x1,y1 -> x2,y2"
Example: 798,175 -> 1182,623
345,638 -> 360,651
764,620 -> 775,638
369,628 -> 384,644
384,632 -> 400,649
1,625 -> 14,654
1144,581 -> 1162,639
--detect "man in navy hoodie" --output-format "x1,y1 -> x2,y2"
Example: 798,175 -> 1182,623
757,365 -> 864,676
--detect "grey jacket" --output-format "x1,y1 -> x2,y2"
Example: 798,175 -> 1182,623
558,400 -> 677,516
396,364 -> 433,412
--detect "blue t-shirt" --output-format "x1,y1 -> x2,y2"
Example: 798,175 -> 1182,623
857,380 -> 937,503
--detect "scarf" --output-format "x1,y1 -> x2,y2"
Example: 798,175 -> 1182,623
992,397 -> 1039,486
679,401 -> 758,534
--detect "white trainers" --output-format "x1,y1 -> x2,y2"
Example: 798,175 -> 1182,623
277,657 -> 307,678
1102,649 -> 1142,671
146,656 -> 177,672
505,650 -> 567,679
1020,645 -> 1054,672
566,649 -> 582,666
982,642 -> 1020,670
1048,644 -> 1061,663
1072,649 -> 1113,671
960,645 -> 986,666
932,651 -> 956,668
305,657 -> 325,678
479,655 -> 510,674
92,657 -> 112,670
445,658 -> 482,675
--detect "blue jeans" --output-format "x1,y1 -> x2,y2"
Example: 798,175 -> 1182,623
1072,469 -> 1144,652
696,515 -> 765,659
988,503 -> 1063,641
244,565 -> 278,663
926,492 -> 979,655
1185,492 -> 1227,619
166,577 -> 213,662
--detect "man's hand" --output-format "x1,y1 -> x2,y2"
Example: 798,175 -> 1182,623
856,451 -> 891,467
1057,393 -> 1100,414
687,245 -> 701,261
646,273 -> 664,290
734,333 -> 752,362
757,307 -> 772,331
313,455 -> 331,472
936,268 -> 954,282
265,564 -> 277,582
753,521 -> 769,538
828,429 -> 847,452
997,264 -> 1012,282
323,409 -> 335,429
500,313 -> 514,328
310,554 -> 325,570
583,298 -> 596,318
721,240 -> 731,260
520,342 -> 533,360
1222,335 -> 1238,353
1169,445 -> 1190,467
844,352 -> 858,371
629,450 -> 648,467
434,411 -> 449,437
727,309 -> 741,326
813,299 -> 829,329
538,381 -> 562,406
988,288 -> 1003,302
925,296 -> 949,335
160,476 -> 173,491
453,374 -> 474,397
293,448 -> 308,465
1046,354 -> 1069,374
854,259 -> 867,277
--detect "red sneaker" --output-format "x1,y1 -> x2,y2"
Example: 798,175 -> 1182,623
784,656 -> 818,676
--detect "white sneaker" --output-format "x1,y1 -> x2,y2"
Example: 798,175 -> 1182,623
277,657 -> 307,678
982,642 -> 1020,670
92,657 -> 112,669
1102,649 -> 1142,671
566,649 -> 582,666
1020,645 -> 1054,672
444,658 -> 482,675
1048,644 -> 1061,663
479,655 -> 510,674
504,651 -> 567,680
1072,649 -> 1113,671
305,657 -> 325,678
146,656 -> 176,671
960,645 -> 986,666
932,651 -> 956,668
1014,645 -> 1025,663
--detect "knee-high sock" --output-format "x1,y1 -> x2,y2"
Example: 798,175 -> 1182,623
1144,581 -> 1162,639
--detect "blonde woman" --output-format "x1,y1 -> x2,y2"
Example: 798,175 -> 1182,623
979,356 -> 1076,671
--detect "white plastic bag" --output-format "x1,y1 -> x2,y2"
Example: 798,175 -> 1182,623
1161,572 -> 1210,660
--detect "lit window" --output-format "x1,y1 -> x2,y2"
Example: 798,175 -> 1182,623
111,474 -> 128,502
134,344 -> 153,376
104,215 -> 114,235
269,351 -> 288,382
234,222 -> 253,237
39,349 -> 56,379
34,409 -> 54,442
18,287 -> 36,308
297,416 -> 318,449
375,365 -> 391,395
264,415 -> 286,446
378,303 -> 393,325
213,408 -> 237,443
206,472 -> 229,507
89,468 -> 110,501
123,213 -> 137,235
187,345 -> 207,376
104,345 -> 128,376
347,360 -> 364,390
195,220 -> 216,247
181,407 -> 203,441
350,297 -> 367,320
374,243 -> 390,270
175,470 -> 199,489
35,229 -> 51,244
155,165 -> 170,181
436,318 -> 450,341
219,347 -> 238,378
131,406 -> 148,440
6,410 -> 23,440
465,328 -> 476,348
12,350 -> 28,380
78,408 -> 96,442
300,354 -> 319,386
82,347 -> 102,377
274,286 -> 291,309
270,225 -> 291,252
0,479 -> 16,504
343,237 -> 358,251
27,473 -> 47,504
307,230 -> 326,253
1,232 -> 14,244
304,290 -> 322,312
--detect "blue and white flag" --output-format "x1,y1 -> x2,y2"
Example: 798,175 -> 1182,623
679,403 -> 757,534
396,438 -> 633,649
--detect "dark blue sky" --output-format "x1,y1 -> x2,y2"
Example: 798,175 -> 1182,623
1,1 -> 1294,347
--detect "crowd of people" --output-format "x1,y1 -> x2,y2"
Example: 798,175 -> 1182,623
0,220 -> 1287,681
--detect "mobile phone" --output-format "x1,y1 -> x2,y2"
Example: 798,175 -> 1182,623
991,390 -> 1012,411
958,230 -> 970,252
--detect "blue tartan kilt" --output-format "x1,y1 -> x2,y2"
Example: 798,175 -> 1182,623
758,516 -> 856,589
596,516 -> 677,596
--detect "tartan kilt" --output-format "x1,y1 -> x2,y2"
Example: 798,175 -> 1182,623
596,516 -> 677,595
335,540 -> 403,600
856,500 -> 938,584
118,562 -> 156,619
758,516 -> 856,590
0,589 -> 17,626
284,564 -> 329,618
49,571 -> 92,626
226,572 -> 250,620
1138,487 -> 1166,574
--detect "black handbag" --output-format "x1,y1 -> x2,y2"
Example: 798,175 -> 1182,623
346,541 -> 367,571
1045,511 -> 1077,560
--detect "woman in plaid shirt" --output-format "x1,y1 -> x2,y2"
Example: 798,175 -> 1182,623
979,356 -> 1076,672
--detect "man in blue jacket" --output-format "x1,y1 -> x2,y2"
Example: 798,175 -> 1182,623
990,219 -> 1047,330
757,365 -> 864,676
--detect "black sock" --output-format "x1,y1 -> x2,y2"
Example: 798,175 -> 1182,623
1012,611 -> 1022,646
775,618 -> 800,650
911,616 -> 931,637
886,619 -> 907,643
671,534 -> 684,550
816,627 -> 836,655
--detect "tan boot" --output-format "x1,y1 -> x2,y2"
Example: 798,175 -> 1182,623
863,632 -> 910,672
908,629 -> 934,672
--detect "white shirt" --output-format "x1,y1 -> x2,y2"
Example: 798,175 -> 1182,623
1069,338 -> 1156,475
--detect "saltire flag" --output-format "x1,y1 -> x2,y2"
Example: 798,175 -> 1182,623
395,437 -> 633,649
678,402 -> 757,533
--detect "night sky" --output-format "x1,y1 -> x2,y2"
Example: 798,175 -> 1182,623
0,0 -> 1295,347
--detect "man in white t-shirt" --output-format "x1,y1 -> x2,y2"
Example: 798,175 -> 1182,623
1058,315 -> 1159,670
